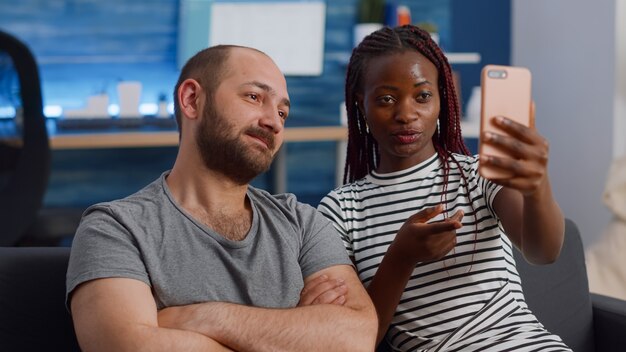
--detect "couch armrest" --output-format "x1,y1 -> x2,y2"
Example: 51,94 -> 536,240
592,293 -> 626,352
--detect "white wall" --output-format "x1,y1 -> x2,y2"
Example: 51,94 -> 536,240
616,0 -> 626,158
512,0 -> 616,246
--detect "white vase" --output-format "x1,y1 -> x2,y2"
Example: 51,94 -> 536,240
353,23 -> 384,47
430,32 -> 440,45
465,86 -> 482,124
117,81 -> 142,118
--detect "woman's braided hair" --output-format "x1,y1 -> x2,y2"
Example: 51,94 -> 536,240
344,24 -> 478,274
344,24 -> 470,184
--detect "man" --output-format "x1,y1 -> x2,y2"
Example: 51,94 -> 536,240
66,45 -> 377,352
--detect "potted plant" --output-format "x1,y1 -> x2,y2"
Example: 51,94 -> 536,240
415,21 -> 439,45
353,0 -> 385,47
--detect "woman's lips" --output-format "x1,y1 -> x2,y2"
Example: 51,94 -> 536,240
393,130 -> 421,144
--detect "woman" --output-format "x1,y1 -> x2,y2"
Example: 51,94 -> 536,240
318,25 -> 571,351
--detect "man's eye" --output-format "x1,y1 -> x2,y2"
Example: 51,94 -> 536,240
279,111 -> 287,120
248,93 -> 258,101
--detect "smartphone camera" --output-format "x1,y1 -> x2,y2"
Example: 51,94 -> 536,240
487,69 -> 508,79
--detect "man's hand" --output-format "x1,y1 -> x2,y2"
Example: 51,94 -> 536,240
389,204 -> 463,266
298,274 -> 348,307
158,305 -> 193,332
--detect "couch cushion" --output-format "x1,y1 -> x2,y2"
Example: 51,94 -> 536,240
514,218 -> 595,352
0,247 -> 80,351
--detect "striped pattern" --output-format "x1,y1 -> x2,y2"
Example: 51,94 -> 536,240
319,153 -> 570,351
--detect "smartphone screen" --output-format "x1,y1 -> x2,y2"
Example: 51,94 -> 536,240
479,65 -> 532,180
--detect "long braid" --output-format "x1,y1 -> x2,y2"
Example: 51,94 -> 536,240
343,30 -> 392,184
344,25 -> 478,272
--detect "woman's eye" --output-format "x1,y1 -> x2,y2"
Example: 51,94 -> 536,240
417,92 -> 433,101
378,95 -> 395,104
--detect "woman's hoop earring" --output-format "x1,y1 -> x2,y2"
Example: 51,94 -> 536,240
355,104 -> 370,134
361,112 -> 370,134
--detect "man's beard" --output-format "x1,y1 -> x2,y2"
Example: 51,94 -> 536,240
196,101 -> 277,185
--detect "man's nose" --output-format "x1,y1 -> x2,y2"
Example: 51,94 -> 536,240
259,104 -> 284,133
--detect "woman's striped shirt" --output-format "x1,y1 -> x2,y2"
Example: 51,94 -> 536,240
318,153 -> 570,351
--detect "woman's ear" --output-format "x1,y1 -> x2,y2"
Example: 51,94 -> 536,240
178,79 -> 203,121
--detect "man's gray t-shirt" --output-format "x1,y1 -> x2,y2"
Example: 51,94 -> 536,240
66,172 -> 351,309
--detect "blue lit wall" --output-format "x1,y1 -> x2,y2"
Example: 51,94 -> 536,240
449,0 -> 511,109
0,0 -> 451,122
0,0 -> 507,208
0,0 -> 180,112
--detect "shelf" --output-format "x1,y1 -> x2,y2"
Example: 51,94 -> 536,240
46,123 -> 476,149
446,52 -> 481,64
334,52 -> 480,66
2,121 -> 479,149
47,126 -> 348,150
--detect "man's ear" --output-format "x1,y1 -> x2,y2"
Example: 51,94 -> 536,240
178,79 -> 203,120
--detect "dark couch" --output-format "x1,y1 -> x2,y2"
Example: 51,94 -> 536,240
1,219 -> 625,351
0,247 -> 79,351
513,218 -> 626,351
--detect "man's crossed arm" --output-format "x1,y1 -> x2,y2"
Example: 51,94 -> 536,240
70,264 -> 377,352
